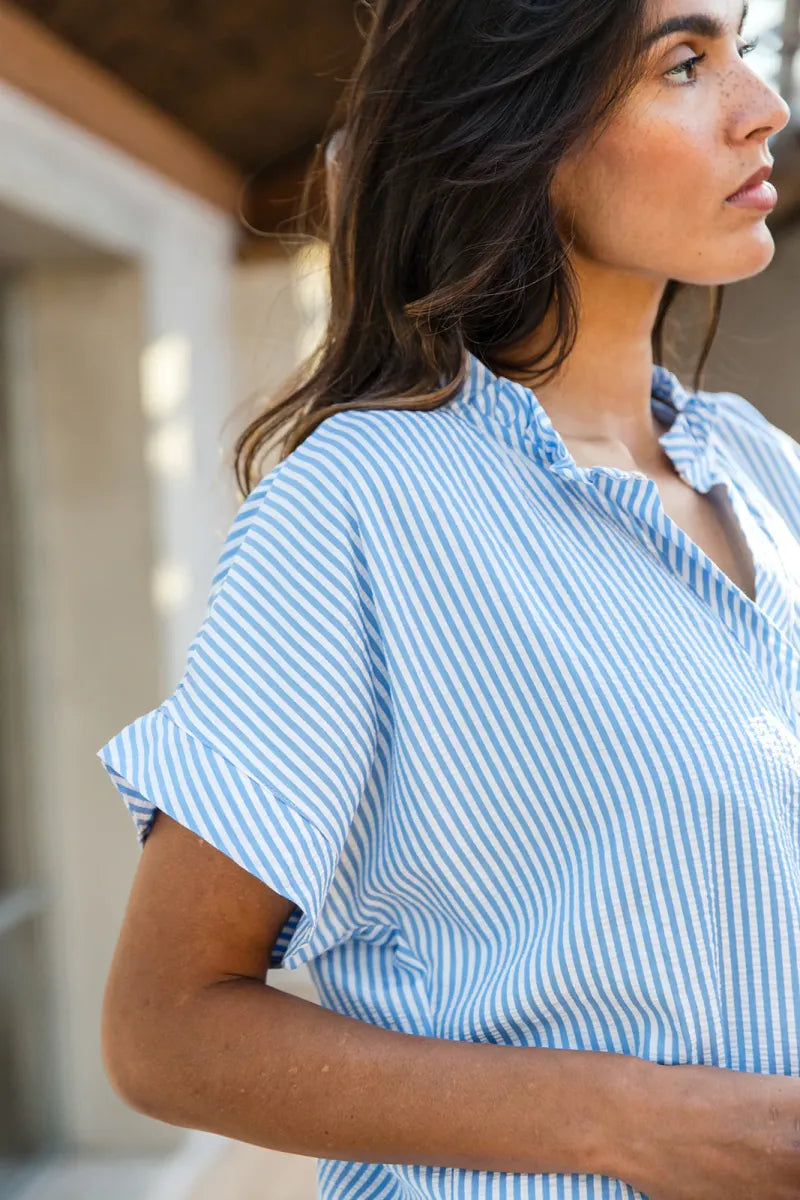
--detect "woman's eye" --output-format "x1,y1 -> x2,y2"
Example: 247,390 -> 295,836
664,36 -> 760,84
665,51 -> 707,83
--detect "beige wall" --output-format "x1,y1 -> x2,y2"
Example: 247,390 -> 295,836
0,72 -> 239,1174
3,259 -> 183,1156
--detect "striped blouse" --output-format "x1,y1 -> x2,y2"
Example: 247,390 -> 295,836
97,349 -> 800,1200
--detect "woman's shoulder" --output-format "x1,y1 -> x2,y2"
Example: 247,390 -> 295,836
709,386 -> 795,449
276,403 -> 459,501
706,385 -> 800,540
708,387 -> 800,480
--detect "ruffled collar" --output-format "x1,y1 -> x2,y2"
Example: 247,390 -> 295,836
446,349 -> 721,493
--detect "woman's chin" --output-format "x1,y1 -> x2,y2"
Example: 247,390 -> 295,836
730,231 -> 776,279
694,232 -> 776,285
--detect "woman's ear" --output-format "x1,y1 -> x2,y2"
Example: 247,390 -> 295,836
324,127 -> 346,233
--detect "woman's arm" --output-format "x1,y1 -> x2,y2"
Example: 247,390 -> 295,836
101,810 -> 646,1179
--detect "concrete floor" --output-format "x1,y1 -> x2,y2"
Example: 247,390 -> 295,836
5,1147 -> 316,1200
8,1155 -> 171,1200
188,1144 -> 316,1200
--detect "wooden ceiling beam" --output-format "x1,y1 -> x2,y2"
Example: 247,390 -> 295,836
0,0 -> 245,216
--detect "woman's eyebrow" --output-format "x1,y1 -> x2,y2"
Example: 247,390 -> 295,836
643,0 -> 749,47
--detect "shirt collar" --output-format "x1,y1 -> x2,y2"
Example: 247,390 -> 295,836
446,349 -> 721,492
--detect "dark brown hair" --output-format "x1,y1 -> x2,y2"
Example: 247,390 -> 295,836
233,0 -> 724,499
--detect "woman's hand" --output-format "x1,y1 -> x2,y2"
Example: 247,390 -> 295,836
619,1060 -> 800,1199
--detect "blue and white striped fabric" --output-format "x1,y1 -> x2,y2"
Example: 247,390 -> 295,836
97,348 -> 800,1200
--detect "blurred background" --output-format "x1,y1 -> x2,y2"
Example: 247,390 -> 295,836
0,1 -> 797,1198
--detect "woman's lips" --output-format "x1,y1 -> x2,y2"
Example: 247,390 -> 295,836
724,179 -> 778,210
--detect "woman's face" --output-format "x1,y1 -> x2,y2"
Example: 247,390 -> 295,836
550,0 -> 792,286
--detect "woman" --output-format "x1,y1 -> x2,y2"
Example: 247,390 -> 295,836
97,0 -> 800,1196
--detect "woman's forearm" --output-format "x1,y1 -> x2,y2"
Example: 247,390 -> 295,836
109,976 -> 651,1179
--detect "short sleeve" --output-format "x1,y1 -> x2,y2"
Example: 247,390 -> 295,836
96,439 -> 390,971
